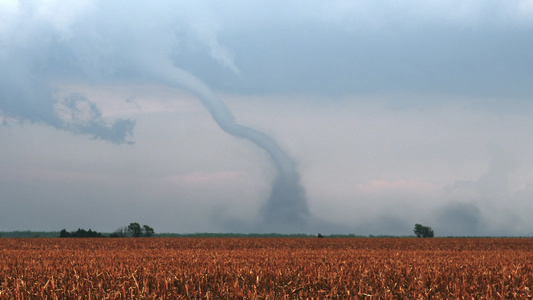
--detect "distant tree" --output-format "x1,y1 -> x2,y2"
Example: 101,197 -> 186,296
60,228 -> 103,238
59,229 -> 71,238
83,229 -> 102,237
110,223 -> 154,237
128,222 -> 142,237
142,225 -> 155,237
74,228 -> 87,237
414,223 -> 434,238
111,226 -> 128,238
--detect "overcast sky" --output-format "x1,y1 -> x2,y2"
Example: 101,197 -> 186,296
1,0 -> 533,236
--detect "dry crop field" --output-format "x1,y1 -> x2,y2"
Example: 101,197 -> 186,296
1,238 -> 532,299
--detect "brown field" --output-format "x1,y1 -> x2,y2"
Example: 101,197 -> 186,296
1,238 -> 532,299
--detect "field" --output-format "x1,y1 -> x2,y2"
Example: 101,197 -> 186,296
1,238 -> 532,299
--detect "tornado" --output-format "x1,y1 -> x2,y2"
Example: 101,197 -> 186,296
156,66 -> 310,229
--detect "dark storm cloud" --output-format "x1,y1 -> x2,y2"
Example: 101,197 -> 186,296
3,1 -> 533,141
438,145 -> 524,236
0,1 -> 138,143
183,19 -> 533,106
435,201 -> 482,236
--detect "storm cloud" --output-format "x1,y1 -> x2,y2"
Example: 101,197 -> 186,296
1,1 -> 533,235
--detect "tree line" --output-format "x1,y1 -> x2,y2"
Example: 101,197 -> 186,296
12,223 -> 435,238
110,222 -> 154,237
60,228 -> 103,238
59,222 -> 154,238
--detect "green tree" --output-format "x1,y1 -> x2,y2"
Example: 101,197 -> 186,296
60,228 -> 103,238
59,229 -> 70,238
142,225 -> 155,237
128,222 -> 142,237
414,223 -> 434,238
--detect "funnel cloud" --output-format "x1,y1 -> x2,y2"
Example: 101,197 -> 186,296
155,66 -> 310,230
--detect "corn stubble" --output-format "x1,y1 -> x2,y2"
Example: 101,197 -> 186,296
1,238 -> 532,299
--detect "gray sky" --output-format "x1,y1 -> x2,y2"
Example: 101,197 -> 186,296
1,0 -> 533,236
